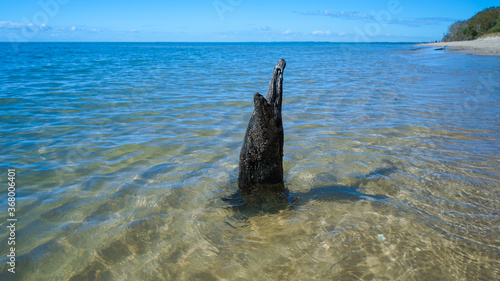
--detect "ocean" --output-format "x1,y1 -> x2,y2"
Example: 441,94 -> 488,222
0,42 -> 499,280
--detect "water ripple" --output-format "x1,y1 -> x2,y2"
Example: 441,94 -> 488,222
0,42 -> 499,280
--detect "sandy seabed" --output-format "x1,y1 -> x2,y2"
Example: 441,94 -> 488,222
422,36 -> 500,56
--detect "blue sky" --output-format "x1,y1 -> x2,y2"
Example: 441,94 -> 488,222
0,0 -> 498,42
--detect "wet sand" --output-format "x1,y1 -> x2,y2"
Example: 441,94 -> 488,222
422,36 -> 500,56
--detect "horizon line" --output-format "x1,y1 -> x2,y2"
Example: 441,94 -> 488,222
0,41 -> 429,44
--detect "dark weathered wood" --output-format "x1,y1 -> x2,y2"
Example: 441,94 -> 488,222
238,59 -> 286,192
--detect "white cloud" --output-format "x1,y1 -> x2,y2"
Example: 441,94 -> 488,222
38,24 -> 50,31
0,22 -> 104,34
0,21 -> 50,31
0,21 -> 27,29
300,10 -> 458,27
323,10 -> 369,19
283,30 -> 293,34
301,10 -> 369,20
312,30 -> 331,35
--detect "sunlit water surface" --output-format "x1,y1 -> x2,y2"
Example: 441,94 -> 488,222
0,42 -> 499,280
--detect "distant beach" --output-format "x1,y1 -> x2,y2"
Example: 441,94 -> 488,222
422,35 -> 500,56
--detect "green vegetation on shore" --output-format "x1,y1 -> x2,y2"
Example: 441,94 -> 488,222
443,6 -> 500,42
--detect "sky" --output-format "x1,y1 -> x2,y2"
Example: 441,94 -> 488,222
0,0 -> 498,42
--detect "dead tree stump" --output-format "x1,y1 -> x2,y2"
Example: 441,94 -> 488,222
238,59 -> 286,192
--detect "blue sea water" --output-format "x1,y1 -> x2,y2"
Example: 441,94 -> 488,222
0,42 -> 499,280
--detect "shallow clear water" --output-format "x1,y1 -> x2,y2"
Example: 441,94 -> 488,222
0,42 -> 499,280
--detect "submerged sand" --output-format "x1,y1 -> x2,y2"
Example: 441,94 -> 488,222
421,36 -> 500,56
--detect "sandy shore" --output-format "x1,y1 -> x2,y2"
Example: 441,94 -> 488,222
421,36 -> 500,56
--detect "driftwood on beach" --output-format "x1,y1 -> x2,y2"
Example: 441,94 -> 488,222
238,59 -> 286,192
